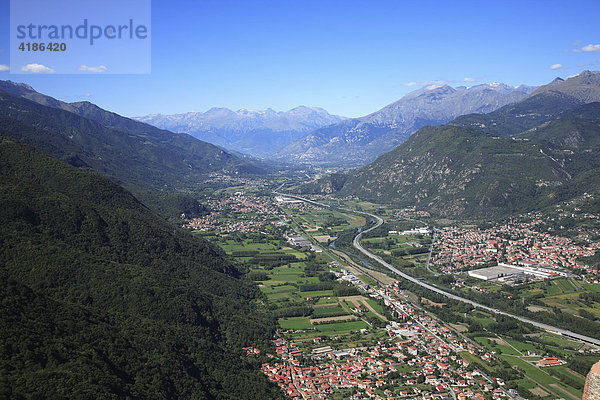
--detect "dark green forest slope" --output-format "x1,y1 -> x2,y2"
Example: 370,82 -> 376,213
0,138 -> 282,399
0,86 -> 263,192
300,102 -> 600,218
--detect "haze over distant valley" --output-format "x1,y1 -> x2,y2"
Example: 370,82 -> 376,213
136,106 -> 345,157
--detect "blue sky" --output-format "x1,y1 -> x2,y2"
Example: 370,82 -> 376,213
1,0 -> 600,118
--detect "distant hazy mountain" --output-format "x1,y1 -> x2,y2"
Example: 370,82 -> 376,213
275,83 -> 536,167
136,106 -> 346,157
299,72 -> 600,218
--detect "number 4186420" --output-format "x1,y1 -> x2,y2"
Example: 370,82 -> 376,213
19,42 -> 66,51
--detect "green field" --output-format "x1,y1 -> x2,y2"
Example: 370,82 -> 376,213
474,337 -> 521,356
315,297 -> 338,305
458,351 -> 494,373
505,338 -> 536,353
261,284 -> 296,294
500,355 -> 583,398
357,274 -> 378,287
365,298 -> 385,314
546,366 -> 586,389
500,355 -> 555,384
312,305 -> 347,316
538,334 -> 583,350
469,315 -> 496,327
314,320 -> 369,334
279,317 -> 312,330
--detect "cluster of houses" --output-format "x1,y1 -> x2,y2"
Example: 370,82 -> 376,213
390,207 -> 431,219
185,192 -> 279,233
432,219 -> 600,278
253,278 -> 516,400
201,172 -> 269,187
261,338 -> 398,400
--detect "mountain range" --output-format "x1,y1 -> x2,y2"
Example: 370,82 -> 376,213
136,106 -> 345,157
298,71 -> 600,218
0,80 -> 265,192
0,80 -> 287,398
274,82 -> 537,166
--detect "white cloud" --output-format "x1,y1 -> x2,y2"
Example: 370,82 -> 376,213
78,65 -> 107,73
573,44 -> 600,52
83,93 -> 92,97
0,64 -> 9,72
20,64 -> 54,73
463,77 -> 476,82
403,80 -> 447,87
549,63 -> 568,70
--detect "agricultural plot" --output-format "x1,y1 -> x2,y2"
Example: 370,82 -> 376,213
500,355 -> 583,399
535,279 -> 600,318
468,311 -> 496,327
357,274 -> 378,287
504,338 -> 536,353
538,334 -> 582,350
279,317 -> 312,330
314,320 -> 369,334
291,209 -> 364,232
474,337 -> 521,356
315,297 -> 338,306
458,351 -> 494,373
365,299 -> 385,315
312,305 -> 347,316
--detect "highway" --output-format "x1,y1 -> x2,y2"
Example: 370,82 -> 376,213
273,189 -> 600,347
424,228 -> 438,276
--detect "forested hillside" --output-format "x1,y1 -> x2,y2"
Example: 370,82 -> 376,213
0,138 -> 282,399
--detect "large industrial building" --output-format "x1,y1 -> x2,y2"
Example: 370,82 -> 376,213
467,263 -> 569,282
468,264 -> 525,281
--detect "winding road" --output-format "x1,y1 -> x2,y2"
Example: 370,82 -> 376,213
274,189 -> 600,347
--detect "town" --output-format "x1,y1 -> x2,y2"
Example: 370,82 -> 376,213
187,189 -> 599,400
431,216 -> 600,282
252,274 -> 517,400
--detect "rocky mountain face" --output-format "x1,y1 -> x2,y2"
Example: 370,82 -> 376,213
275,83 -> 536,167
136,106 -> 345,157
451,71 -> 600,136
299,72 -> 600,218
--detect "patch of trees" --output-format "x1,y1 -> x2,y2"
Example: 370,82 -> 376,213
247,253 -> 298,267
333,283 -> 361,297
311,318 -> 357,326
579,292 -> 600,303
546,368 -> 584,390
323,216 -> 348,228
318,272 -> 337,282
304,257 -> 323,277
568,355 -> 600,375
579,308 -> 597,320
392,247 -> 429,256
247,271 -> 270,281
